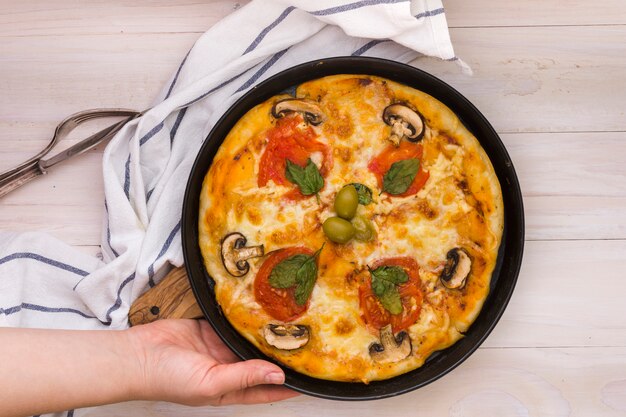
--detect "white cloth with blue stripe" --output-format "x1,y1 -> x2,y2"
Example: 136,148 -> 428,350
1,1 -> 459,333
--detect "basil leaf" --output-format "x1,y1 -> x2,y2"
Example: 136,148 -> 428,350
302,160 -> 324,194
294,256 -> 317,305
269,246 -> 324,306
349,183 -> 373,205
377,286 -> 403,315
285,159 -> 304,186
269,254 -> 310,289
285,159 -> 324,195
369,265 -> 409,315
294,245 -> 324,306
382,159 -> 419,195
370,265 -> 409,287
370,275 -> 395,297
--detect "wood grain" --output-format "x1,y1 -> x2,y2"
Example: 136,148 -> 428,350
0,33 -> 198,120
502,132 -> 626,198
484,239 -> 626,348
129,267 -> 202,326
413,26 -> 626,133
0,0 -> 247,36
1,26 -> 624,133
2,0 -> 624,35
444,0 -> 626,27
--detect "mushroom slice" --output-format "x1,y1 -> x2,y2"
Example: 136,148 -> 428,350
220,232 -> 264,277
440,247 -> 472,289
264,324 -> 310,350
271,98 -> 325,126
382,103 -> 425,146
369,324 -> 412,364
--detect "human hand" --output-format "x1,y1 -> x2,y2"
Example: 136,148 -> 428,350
128,319 -> 299,406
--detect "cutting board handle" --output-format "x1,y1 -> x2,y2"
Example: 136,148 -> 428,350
128,266 -> 203,326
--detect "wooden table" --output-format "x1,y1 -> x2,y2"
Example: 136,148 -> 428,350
1,1 -> 625,415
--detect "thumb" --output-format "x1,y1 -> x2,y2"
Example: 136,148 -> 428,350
207,360 -> 285,396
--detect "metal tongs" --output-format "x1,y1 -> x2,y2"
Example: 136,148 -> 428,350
0,108 -> 141,198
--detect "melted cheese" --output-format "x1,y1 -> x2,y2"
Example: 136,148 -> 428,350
199,75 -> 504,383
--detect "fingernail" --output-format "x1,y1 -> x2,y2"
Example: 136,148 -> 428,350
265,372 -> 285,384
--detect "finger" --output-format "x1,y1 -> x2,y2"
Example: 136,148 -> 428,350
217,385 -> 300,406
203,359 -> 285,398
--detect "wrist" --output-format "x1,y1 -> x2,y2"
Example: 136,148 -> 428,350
122,326 -> 154,401
75,329 -> 147,405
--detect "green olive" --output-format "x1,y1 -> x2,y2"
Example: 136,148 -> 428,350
322,216 -> 356,244
334,185 -> 359,220
352,215 -> 376,242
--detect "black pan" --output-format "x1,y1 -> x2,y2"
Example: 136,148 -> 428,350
181,57 -> 524,400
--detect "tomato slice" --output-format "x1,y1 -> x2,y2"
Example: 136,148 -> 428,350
258,116 -> 332,198
254,246 -> 314,322
368,141 -> 429,197
359,257 -> 423,332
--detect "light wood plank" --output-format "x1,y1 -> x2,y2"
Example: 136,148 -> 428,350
0,204 -> 105,246
502,131 -> 626,241
412,26 -> 626,133
0,149 -> 105,207
484,239 -> 626,348
0,0 -> 245,36
2,0 -> 624,37
1,26 -> 624,135
0,33 -> 198,122
502,132 -> 626,198
83,346 -> 626,417
523,195 -> 626,241
444,0 -> 626,27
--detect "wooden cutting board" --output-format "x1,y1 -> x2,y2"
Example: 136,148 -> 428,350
128,267 -> 203,326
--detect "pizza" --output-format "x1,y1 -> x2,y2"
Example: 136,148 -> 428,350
198,74 -> 503,383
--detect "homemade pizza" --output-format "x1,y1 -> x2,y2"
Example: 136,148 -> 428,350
198,74 -> 503,383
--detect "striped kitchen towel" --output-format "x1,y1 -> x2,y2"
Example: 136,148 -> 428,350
1,1 -> 460,336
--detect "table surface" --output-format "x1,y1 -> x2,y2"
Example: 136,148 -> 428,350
1,0 -> 626,416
